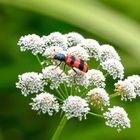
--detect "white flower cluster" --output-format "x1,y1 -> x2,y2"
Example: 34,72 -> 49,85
114,75 -> 140,101
65,32 -> 84,47
16,72 -> 45,96
79,39 -> 100,60
101,59 -> 124,79
85,69 -> 106,88
115,80 -> 136,101
87,88 -> 110,110
127,75 -> 140,96
62,96 -> 90,120
17,34 -> 45,55
42,32 -> 68,50
97,44 -> 124,80
67,46 -> 89,61
16,32 -> 140,133
43,46 -> 66,58
30,92 -> 59,115
103,106 -> 131,132
68,69 -> 105,88
42,65 -> 70,89
68,68 -> 85,87
99,44 -> 120,62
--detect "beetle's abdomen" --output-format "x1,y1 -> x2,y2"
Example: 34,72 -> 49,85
66,55 -> 88,73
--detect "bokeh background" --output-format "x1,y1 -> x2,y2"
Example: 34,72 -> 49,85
0,0 -> 140,140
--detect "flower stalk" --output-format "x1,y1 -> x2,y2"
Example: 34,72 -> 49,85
88,112 -> 104,118
110,93 -> 119,98
36,55 -> 43,68
51,114 -> 67,140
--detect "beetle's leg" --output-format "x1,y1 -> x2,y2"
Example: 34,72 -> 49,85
63,63 -> 66,72
59,63 -> 66,75
72,68 -> 78,82
72,67 -> 78,74
54,61 -> 62,69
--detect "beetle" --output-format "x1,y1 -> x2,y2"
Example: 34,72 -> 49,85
53,53 -> 88,74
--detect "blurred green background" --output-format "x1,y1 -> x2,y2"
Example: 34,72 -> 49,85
0,0 -> 140,140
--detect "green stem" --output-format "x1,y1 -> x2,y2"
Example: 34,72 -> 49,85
36,55 -> 43,68
63,83 -> 69,97
70,84 -> 74,95
80,89 -> 87,97
110,93 -> 119,98
59,86 -> 66,98
73,86 -> 77,96
55,96 -> 63,102
88,112 -> 104,118
51,114 -> 67,140
81,86 -> 95,97
55,89 -> 65,100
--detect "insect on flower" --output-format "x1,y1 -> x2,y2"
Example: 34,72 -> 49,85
53,53 -> 88,75
17,32 -> 140,134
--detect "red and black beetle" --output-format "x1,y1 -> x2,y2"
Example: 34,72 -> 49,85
54,53 -> 88,73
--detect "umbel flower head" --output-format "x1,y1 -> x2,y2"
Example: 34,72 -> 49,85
68,69 -> 105,88
87,88 -> 110,110
67,46 -> 89,61
103,106 -> 131,132
42,32 -> 68,50
43,46 -> 66,59
16,72 -> 45,96
68,68 -> 86,88
16,31 -> 140,134
17,34 -> 45,55
85,69 -> 106,88
127,75 -> 140,96
62,96 -> 90,120
115,80 -> 136,101
30,92 -> 59,115
101,59 -> 124,79
99,44 -> 120,62
78,39 -> 100,60
42,65 -> 70,89
65,32 -> 84,47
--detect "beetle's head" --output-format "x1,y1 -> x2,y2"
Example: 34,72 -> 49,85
54,53 -> 66,61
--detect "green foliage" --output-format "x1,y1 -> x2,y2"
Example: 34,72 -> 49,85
0,0 -> 140,140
